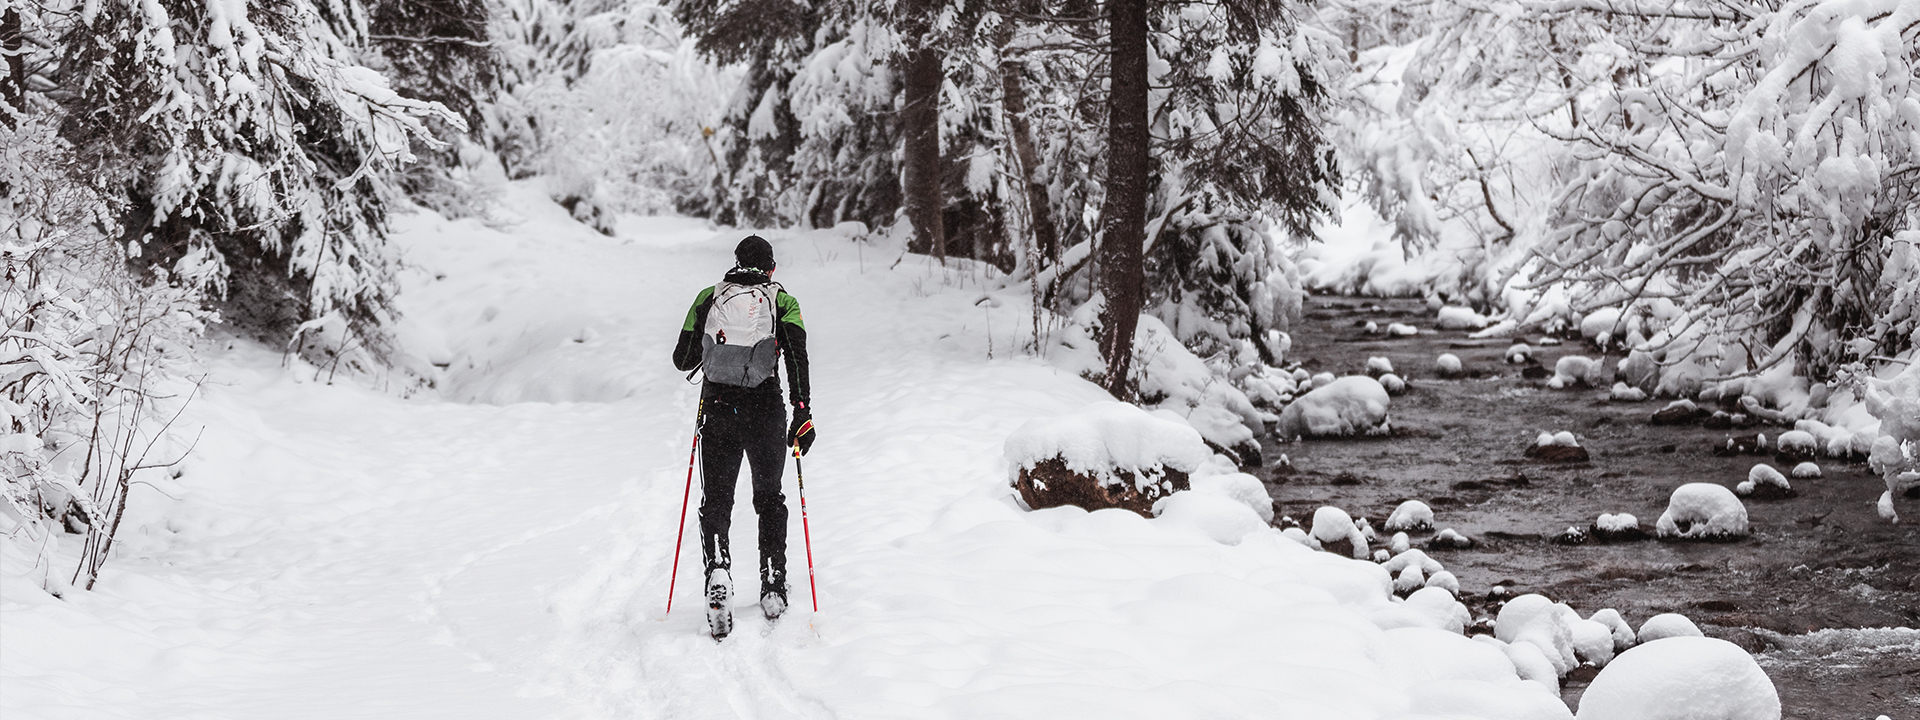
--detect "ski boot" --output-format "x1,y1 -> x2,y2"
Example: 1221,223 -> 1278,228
706,568 -> 733,640
760,587 -> 788,622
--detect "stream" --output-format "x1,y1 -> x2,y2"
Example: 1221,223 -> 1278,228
1259,295 -> 1920,717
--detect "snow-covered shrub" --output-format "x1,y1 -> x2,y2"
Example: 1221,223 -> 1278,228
1861,360 -> 1920,520
1655,484 -> 1749,540
1275,376 -> 1390,439
1576,637 -> 1780,720
58,0 -> 460,362
1,107 -> 208,591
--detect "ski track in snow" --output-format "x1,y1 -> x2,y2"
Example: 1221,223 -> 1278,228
4,188 -> 1586,719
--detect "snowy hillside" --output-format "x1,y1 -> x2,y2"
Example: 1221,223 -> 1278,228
2,188 -> 1574,719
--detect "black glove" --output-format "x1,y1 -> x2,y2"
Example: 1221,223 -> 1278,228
789,405 -> 815,456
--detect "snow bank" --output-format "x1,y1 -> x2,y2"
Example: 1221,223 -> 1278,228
1153,491 -> 1269,545
1576,637 -> 1779,720
1275,376 -> 1390,438
1004,401 -> 1211,484
1656,483 -> 1749,540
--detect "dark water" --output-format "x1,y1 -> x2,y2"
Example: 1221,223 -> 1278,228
1258,295 -> 1920,718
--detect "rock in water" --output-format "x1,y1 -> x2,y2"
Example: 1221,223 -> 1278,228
1275,376 -> 1391,439
1591,513 -> 1648,542
1576,637 -> 1780,720
1656,483 -> 1749,540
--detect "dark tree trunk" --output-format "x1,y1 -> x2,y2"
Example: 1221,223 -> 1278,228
1097,0 -> 1149,399
1000,55 -> 1058,262
901,4 -> 946,261
1,8 -> 21,131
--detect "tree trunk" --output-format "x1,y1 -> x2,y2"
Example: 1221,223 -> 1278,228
1097,0 -> 1149,400
2,8 -> 22,131
1000,55 -> 1059,262
901,7 -> 945,262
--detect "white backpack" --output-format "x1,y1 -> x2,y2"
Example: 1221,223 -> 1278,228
701,281 -> 781,386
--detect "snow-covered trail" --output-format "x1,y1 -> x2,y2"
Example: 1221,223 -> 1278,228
4,187 -> 1571,720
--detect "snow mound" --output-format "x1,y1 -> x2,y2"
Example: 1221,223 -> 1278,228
1437,305 -> 1491,330
1385,500 -> 1435,532
1394,565 -> 1428,595
1432,528 -> 1474,548
1656,483 -> 1748,540
1309,371 -> 1337,389
1424,570 -> 1460,596
1382,548 -> 1445,575
1435,353 -> 1463,377
1505,343 -> 1533,364
1403,586 -> 1471,633
1309,505 -> 1369,558
1187,472 -> 1274,523
1579,308 -> 1624,345
1568,615 -> 1618,666
1364,320 -> 1379,334
1153,491 -> 1269,545
1495,594 -> 1578,675
1389,531 -> 1410,553
1638,613 -> 1704,642
1275,376 -> 1390,438
1004,401 -> 1211,482
1367,356 -> 1395,376
1790,462 -> 1821,479
1386,322 -> 1419,336
1575,637 -> 1779,720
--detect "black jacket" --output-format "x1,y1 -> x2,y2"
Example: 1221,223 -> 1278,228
673,269 -> 810,408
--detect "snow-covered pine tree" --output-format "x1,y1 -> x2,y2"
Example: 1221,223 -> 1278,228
56,0 -> 460,364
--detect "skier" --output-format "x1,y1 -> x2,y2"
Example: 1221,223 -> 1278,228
672,235 -> 815,639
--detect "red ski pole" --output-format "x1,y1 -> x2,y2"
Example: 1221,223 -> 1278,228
792,443 -> 819,612
665,402 -> 702,615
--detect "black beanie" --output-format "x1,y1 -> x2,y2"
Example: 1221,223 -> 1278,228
734,235 -> 775,272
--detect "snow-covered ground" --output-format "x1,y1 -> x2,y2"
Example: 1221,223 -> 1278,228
6,185 -> 1582,719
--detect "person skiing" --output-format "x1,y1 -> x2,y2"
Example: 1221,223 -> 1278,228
672,235 -> 815,639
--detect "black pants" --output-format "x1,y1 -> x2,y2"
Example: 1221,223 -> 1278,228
698,394 -> 788,598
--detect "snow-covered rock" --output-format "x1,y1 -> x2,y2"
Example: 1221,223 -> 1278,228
1389,531 -> 1411,554
1735,464 -> 1792,500
1591,513 -> 1646,542
1432,528 -> 1474,548
1655,483 -> 1749,540
1394,565 -> 1427,595
1309,505 -> 1369,559
1774,430 -> 1818,461
1588,609 -> 1637,652
1424,570 -> 1460,596
1310,371 -> 1337,388
1505,343 -> 1533,364
1382,548 -> 1445,576
1527,431 -> 1589,463
1651,398 -> 1708,425
1496,636 -> 1562,693
1637,613 -> 1704,642
1549,355 -> 1607,389
1579,307 -> 1624,345
1385,500 -> 1434,532
1387,322 -> 1419,336
1496,594 -> 1578,675
1006,402 -> 1211,517
1575,637 -> 1779,720
1378,373 -> 1407,395
1790,462 -> 1821,479
1274,376 -> 1391,439
1367,356 -> 1395,377
1436,306 -> 1491,330
1435,353 -> 1463,377
1364,320 -> 1379,334
1568,616 -> 1618,667
1609,382 -> 1647,402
